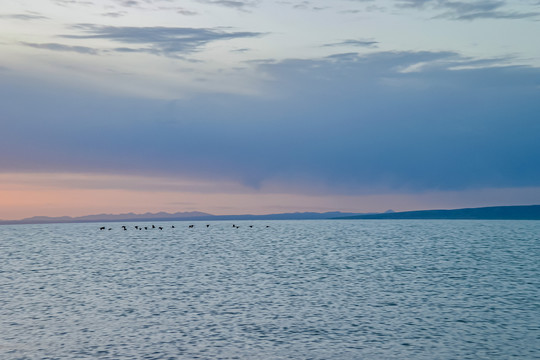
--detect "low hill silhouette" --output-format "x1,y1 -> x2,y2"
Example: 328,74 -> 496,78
337,205 -> 540,220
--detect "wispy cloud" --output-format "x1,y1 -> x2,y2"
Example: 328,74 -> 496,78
395,0 -> 540,20
60,24 -> 263,57
0,13 -> 48,21
101,11 -> 127,18
322,39 -> 379,48
325,52 -> 360,60
292,1 -> 328,11
114,0 -> 140,7
21,42 -> 99,55
53,0 -> 95,6
339,9 -> 362,14
176,8 -> 199,16
196,0 -> 259,10
435,0 -> 540,20
396,0 -> 432,8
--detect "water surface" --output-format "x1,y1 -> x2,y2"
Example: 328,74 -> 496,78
1,220 -> 539,359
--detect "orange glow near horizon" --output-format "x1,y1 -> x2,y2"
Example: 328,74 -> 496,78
1,172 -> 540,221
0,172 -> 371,220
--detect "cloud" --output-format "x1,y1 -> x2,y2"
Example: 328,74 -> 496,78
60,24 -> 263,57
436,0 -> 540,20
396,0 -> 540,20
396,0 -> 432,8
0,13 -> 48,20
109,0 -> 198,14
231,48 -> 251,52
195,0 -> 259,10
21,42 -> 99,55
293,1 -> 310,10
53,0 -> 95,6
101,11 -> 127,18
291,1 -> 328,11
176,8 -> 199,16
339,9 -> 362,14
115,0 -> 140,6
322,39 -> 379,48
1,51 -> 539,195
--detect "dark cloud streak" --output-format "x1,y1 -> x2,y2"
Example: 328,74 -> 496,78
322,39 -> 379,48
396,0 -> 540,20
61,24 -> 263,57
0,13 -> 48,20
53,0 -> 95,6
21,42 -> 99,55
101,11 -> 127,18
196,0 -> 258,10
115,0 -> 140,7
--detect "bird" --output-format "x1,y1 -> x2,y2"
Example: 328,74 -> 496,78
206,224 -> 210,228
100,227 -> 105,230
159,227 -> 163,230
189,224 -> 194,228
171,225 -> 175,228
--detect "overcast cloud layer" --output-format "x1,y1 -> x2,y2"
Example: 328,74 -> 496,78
1,0 -> 539,214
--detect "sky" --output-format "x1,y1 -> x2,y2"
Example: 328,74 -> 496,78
1,0 -> 540,219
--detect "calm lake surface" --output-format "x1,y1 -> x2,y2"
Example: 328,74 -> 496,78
1,220 -> 539,359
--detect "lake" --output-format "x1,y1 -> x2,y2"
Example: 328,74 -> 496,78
1,220 -> 539,359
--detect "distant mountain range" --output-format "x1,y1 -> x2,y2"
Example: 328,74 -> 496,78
2,205 -> 539,225
0,211 -> 367,225
337,205 -> 540,220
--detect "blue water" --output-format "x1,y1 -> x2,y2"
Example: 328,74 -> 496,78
1,220 -> 539,359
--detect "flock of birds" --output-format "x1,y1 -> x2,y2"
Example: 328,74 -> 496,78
99,224 -> 270,231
